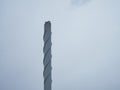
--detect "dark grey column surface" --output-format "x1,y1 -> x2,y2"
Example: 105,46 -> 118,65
43,21 -> 52,90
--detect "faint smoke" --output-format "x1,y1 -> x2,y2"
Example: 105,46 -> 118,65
71,0 -> 90,6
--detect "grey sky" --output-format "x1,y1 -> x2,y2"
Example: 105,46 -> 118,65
71,0 -> 90,6
0,0 -> 120,90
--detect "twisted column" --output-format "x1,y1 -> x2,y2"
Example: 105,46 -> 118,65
43,21 -> 52,90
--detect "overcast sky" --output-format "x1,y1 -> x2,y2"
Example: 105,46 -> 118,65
0,0 -> 120,90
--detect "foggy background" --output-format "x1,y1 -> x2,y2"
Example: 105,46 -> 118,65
0,0 -> 120,90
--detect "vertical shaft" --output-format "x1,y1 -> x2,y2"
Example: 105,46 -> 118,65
43,21 -> 52,90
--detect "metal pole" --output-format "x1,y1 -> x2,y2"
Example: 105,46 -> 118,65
43,21 -> 52,90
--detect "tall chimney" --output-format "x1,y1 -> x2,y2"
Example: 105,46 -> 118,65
43,21 -> 52,90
